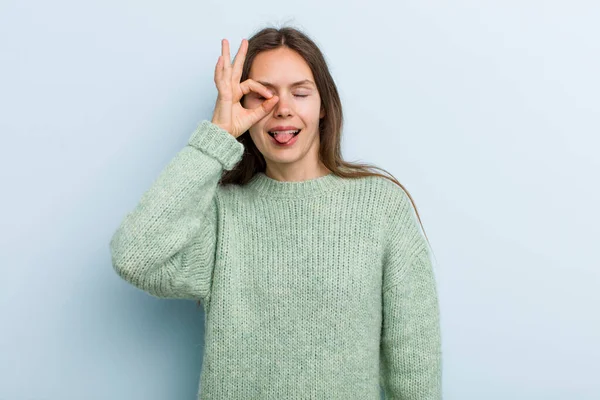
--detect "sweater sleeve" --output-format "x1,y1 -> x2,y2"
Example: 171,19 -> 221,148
109,120 -> 244,301
379,187 -> 442,399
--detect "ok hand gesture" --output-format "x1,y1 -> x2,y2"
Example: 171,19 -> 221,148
211,39 -> 280,138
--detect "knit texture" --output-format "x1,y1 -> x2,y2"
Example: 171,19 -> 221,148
109,120 -> 442,399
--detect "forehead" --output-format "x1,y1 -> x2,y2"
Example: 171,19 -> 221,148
248,47 -> 315,86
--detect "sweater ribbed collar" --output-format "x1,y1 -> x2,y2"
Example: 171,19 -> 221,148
246,171 -> 345,198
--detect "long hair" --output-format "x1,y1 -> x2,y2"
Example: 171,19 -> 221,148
197,25 -> 432,309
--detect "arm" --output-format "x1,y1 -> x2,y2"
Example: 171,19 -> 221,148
109,120 -> 243,301
380,248 -> 442,399
380,188 -> 442,399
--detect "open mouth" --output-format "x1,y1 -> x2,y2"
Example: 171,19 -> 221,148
267,129 -> 301,138
267,129 -> 302,145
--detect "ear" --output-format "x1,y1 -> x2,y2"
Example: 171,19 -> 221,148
320,105 -> 326,119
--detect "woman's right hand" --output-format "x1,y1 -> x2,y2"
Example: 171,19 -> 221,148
211,38 -> 280,138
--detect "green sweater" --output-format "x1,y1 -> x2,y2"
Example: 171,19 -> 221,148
109,120 -> 442,399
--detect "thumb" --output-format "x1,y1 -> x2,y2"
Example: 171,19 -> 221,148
250,95 -> 279,124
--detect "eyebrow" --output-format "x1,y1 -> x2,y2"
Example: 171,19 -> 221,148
256,79 -> 316,90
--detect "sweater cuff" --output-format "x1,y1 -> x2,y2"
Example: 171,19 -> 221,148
187,120 -> 245,171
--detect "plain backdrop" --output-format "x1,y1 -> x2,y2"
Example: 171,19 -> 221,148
1,0 -> 599,399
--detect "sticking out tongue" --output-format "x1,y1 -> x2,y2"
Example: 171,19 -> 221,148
274,131 -> 296,143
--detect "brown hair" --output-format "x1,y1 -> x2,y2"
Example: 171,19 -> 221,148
197,25 -> 432,309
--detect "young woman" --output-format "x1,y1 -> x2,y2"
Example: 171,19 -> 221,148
110,26 -> 442,400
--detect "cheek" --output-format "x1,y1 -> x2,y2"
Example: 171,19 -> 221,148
300,101 -> 323,122
249,125 -> 267,143
306,98 -> 323,114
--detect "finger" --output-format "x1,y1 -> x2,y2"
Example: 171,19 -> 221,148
214,56 -> 229,100
231,39 -> 247,85
221,38 -> 231,66
250,95 -> 279,123
240,79 -> 274,99
222,39 -> 232,83
214,56 -> 222,88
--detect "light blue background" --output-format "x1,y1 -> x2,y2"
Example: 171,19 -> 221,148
1,1 -> 598,399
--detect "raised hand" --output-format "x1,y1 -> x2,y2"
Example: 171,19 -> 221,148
211,39 -> 279,138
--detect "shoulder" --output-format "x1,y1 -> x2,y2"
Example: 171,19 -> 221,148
368,176 -> 426,252
343,174 -> 419,235
351,174 -> 414,212
215,181 -> 243,203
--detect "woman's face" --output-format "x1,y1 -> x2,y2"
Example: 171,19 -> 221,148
242,47 -> 325,168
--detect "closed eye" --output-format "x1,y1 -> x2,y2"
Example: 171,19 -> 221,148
256,94 -> 308,100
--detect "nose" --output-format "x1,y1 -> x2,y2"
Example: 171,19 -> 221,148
274,94 -> 293,118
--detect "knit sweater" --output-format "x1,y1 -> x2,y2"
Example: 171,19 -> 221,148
109,120 -> 442,400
